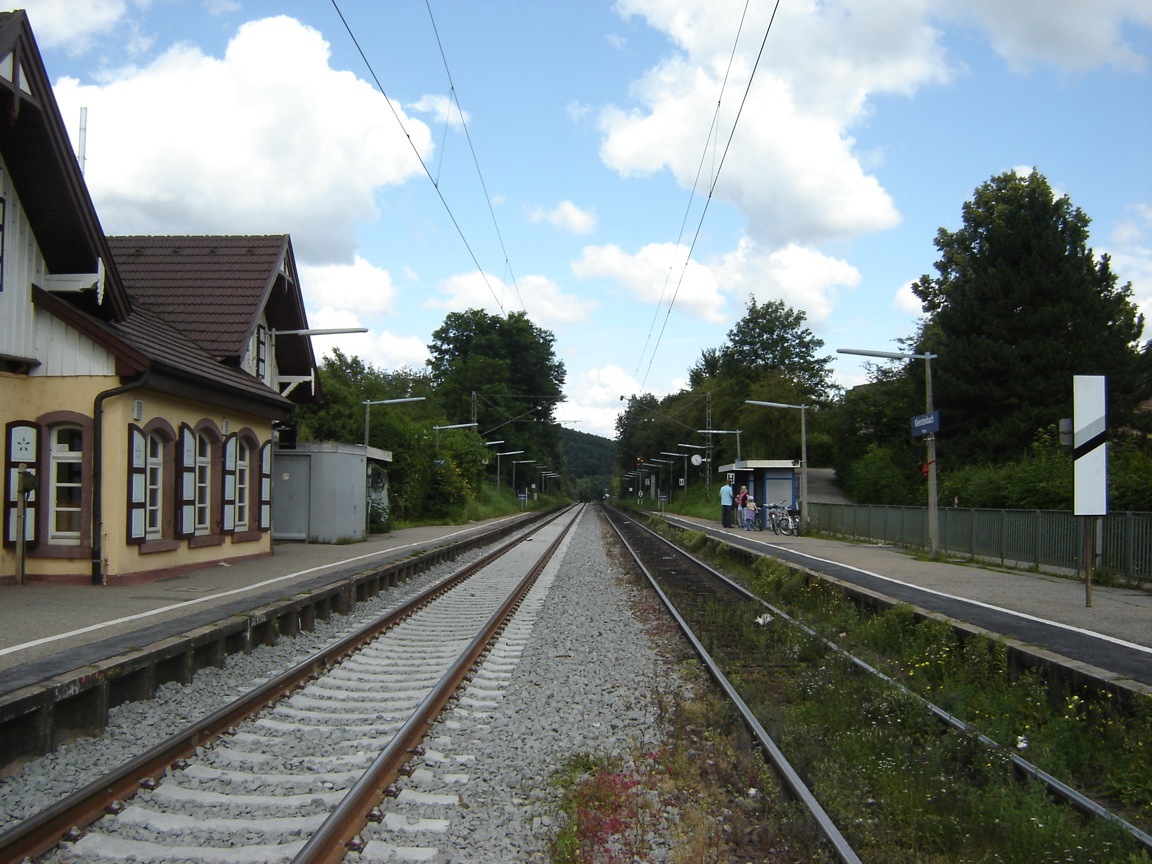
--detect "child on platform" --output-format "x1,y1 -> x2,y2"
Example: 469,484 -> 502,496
744,496 -> 758,530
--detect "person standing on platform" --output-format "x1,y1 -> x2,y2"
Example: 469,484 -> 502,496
720,480 -> 734,528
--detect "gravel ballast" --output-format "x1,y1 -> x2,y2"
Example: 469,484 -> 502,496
0,506 -> 689,862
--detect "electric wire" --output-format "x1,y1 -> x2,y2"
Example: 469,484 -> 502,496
425,0 -> 526,314
640,0 -> 783,390
328,0 -> 508,315
633,0 -> 752,380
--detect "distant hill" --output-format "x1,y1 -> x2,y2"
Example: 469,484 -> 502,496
559,426 -> 616,480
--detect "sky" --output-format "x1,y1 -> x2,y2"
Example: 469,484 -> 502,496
8,0 -> 1152,439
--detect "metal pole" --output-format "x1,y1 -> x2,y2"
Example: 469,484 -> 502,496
925,355 -> 939,558
15,465 -> 27,586
800,406 -> 808,530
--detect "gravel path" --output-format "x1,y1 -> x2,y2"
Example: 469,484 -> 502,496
1,506 -> 687,862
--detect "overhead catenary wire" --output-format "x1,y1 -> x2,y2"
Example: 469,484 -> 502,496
424,0 -> 526,314
634,0 -> 753,381
639,0 -> 783,390
329,0 -> 513,316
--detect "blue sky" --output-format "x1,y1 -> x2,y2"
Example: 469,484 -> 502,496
9,0 -> 1152,438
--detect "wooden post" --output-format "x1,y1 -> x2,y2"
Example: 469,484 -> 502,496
1084,517 -> 1093,608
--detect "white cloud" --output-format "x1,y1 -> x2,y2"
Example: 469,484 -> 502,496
528,200 -> 597,234
560,364 -> 644,438
299,257 -> 399,317
574,242 -> 728,323
602,0 -> 954,246
941,0 -> 1152,71
717,240 -> 862,326
6,0 -> 127,51
308,306 -> 430,372
426,271 -> 597,327
894,279 -> 925,316
1106,203 -> 1152,337
409,93 -> 468,128
50,16 -> 432,264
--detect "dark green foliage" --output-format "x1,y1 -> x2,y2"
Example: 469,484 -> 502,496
560,426 -> 615,478
688,297 -> 834,400
294,316 -> 569,524
911,170 -> 1151,465
560,426 -> 615,501
615,299 -> 838,481
428,309 -> 566,481
841,443 -> 921,505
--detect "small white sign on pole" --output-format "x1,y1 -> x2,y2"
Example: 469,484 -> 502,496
1073,375 -> 1107,517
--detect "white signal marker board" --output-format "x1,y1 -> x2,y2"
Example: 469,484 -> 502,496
1073,375 -> 1107,516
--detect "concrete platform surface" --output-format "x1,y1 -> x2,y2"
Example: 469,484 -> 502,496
0,515 -> 527,679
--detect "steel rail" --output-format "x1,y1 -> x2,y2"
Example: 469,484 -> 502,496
293,504 -> 581,863
601,506 -> 862,864
0,505 -> 576,864
649,508 -> 1152,855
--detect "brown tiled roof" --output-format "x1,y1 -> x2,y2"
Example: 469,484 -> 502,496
105,235 -> 293,360
32,287 -> 294,419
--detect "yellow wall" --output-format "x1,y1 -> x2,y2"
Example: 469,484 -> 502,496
2,374 -> 274,583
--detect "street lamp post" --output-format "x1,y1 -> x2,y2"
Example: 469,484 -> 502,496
495,450 -> 524,492
838,347 -> 939,557
745,400 -> 809,528
661,451 -> 689,492
433,422 -> 478,453
698,429 -> 742,463
363,396 -> 426,448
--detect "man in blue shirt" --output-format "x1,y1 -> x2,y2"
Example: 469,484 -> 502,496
720,481 -> 734,528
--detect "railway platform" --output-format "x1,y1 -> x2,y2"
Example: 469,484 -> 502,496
0,514 -> 531,689
1,507 -> 1148,698
664,513 -> 1152,691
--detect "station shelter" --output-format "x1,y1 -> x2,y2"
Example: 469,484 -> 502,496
718,460 -> 798,513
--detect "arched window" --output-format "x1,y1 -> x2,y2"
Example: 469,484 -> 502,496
195,432 -> 212,535
145,432 -> 164,539
49,424 -> 83,545
235,440 -> 250,531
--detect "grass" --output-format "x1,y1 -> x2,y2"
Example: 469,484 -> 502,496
643,518 -> 1152,862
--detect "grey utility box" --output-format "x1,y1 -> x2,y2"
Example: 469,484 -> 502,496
271,442 -> 391,543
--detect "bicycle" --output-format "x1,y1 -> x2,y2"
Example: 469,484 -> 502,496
765,501 -> 798,536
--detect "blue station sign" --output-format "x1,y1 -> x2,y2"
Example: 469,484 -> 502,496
910,410 -> 940,437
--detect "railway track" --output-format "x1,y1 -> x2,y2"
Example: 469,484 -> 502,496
2,506 -> 582,864
600,504 -> 1152,863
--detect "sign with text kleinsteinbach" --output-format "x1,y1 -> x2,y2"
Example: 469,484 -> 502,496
910,410 -> 940,438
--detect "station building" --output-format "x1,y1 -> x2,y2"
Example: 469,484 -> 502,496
0,10 -> 321,585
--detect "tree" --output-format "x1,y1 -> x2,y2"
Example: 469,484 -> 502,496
911,169 -> 1150,464
688,298 -> 834,400
427,309 -> 566,480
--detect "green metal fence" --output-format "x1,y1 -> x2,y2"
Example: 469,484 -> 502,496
808,503 -> 1152,585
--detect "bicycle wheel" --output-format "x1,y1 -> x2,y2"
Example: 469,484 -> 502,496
778,514 -> 795,536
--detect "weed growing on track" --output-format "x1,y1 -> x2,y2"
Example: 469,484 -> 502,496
547,523 -> 838,863
650,519 -> 1152,862
547,681 -> 837,864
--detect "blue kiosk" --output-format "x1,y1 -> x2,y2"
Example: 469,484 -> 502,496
719,459 -> 799,517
